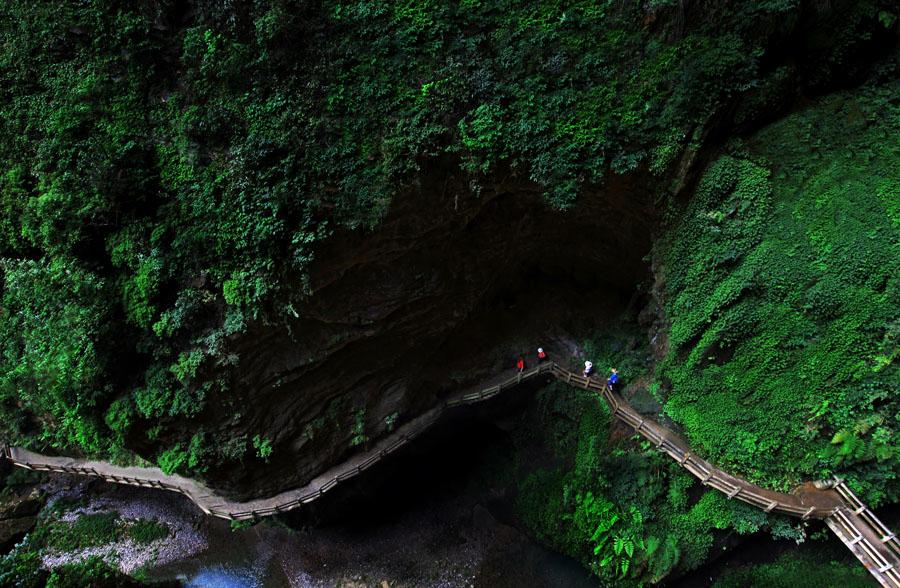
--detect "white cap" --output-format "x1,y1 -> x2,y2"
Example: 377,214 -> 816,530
585,361 -> 593,369
537,347 -> 544,353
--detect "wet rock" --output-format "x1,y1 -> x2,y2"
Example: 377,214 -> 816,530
2,494 -> 42,520
0,515 -> 36,552
0,485 -> 43,553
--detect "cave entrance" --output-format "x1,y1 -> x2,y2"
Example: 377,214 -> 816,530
417,182 -> 655,395
426,254 -> 648,399
274,186 -> 656,586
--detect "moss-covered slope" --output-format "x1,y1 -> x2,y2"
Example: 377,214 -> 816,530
658,71 -> 899,504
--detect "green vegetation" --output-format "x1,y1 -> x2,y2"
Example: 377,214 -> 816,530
229,519 -> 256,532
252,434 -> 274,461
0,259 -> 113,453
515,334 -> 804,585
0,537 -> 44,588
350,407 -> 368,448
0,0 -> 894,474
45,512 -> 119,551
44,557 -> 143,588
1,553 -> 146,588
41,511 -> 169,551
658,74 -> 900,504
384,412 -> 399,433
125,519 -> 169,545
712,551 -> 872,588
1,468 -> 46,494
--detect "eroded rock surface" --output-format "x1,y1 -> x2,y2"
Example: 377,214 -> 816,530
200,171 -> 658,498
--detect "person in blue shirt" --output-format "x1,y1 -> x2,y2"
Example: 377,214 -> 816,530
607,368 -> 619,390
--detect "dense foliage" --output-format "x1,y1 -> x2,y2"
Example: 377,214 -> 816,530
658,72 -> 900,505
711,551 -> 872,588
515,334 -> 807,585
1,0 -> 895,472
0,549 -> 146,588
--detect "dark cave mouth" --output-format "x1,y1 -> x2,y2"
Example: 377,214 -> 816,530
289,261 -> 653,530
291,233 -> 656,526
429,252 -> 650,395
426,184 -> 656,384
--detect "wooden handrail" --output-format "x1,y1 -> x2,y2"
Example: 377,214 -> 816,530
2,361 -> 897,584
0,363 -> 844,519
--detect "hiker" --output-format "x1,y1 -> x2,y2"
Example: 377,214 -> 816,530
583,361 -> 594,377
516,355 -> 526,372
537,347 -> 547,363
607,368 -> 619,390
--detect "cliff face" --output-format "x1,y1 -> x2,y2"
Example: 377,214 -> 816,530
2,0 -> 895,504
200,166 -> 659,497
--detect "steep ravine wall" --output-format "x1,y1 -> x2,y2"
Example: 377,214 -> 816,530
132,9 -> 898,500
192,170 -> 659,498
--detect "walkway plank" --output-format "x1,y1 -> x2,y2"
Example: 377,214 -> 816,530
2,362 -> 897,586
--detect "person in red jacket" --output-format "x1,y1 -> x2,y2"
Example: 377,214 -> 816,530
516,356 -> 526,372
537,347 -> 547,363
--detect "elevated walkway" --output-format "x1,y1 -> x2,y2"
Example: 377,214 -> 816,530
3,362 -> 897,586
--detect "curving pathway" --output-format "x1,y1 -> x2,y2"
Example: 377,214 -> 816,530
3,362 -> 898,586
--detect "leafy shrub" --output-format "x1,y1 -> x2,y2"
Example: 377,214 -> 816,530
658,79 -> 900,502
252,435 -> 273,461
0,537 -> 47,588
712,551 -> 872,588
350,408 -> 368,448
0,258 -> 112,453
45,513 -> 119,552
126,519 -> 168,545
46,556 -> 141,588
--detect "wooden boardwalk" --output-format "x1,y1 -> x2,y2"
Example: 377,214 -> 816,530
2,362 -> 897,586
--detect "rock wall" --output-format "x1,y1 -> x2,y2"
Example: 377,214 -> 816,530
201,165 -> 659,498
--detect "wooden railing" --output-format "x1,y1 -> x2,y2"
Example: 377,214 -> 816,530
2,362 -> 898,586
0,364 -> 556,521
0,363 -> 846,520
548,364 -> 839,519
825,483 -> 900,587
